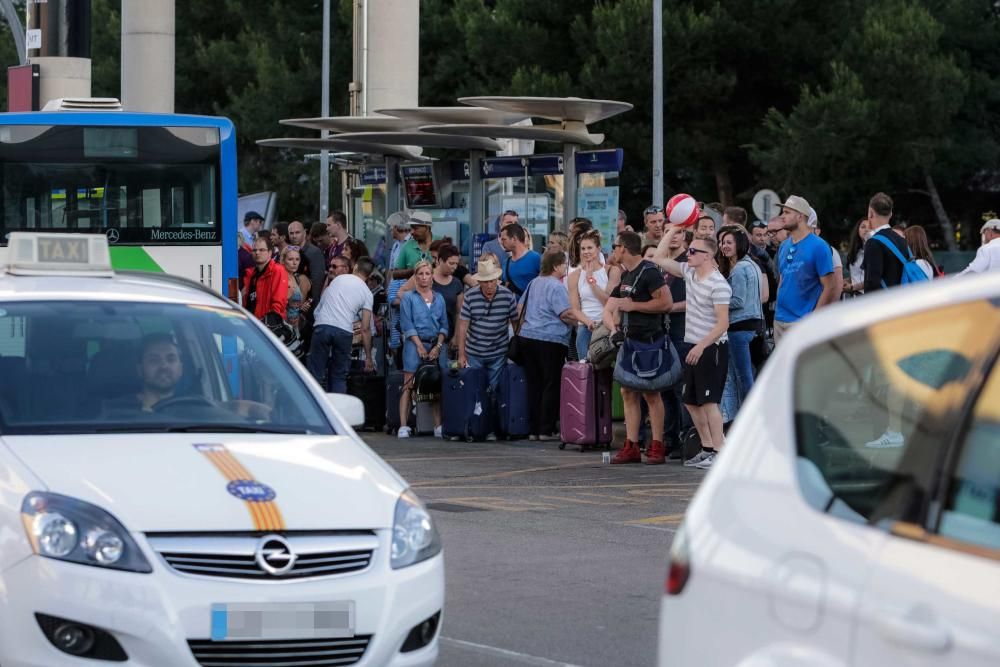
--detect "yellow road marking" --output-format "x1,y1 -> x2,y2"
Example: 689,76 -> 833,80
538,494 -> 649,507
414,481 -> 700,491
439,496 -> 560,512
626,513 -> 685,526
412,462 -> 595,487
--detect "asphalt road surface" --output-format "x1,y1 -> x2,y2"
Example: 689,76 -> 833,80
364,430 -> 703,667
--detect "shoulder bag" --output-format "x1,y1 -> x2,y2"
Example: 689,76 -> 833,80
611,265 -> 680,391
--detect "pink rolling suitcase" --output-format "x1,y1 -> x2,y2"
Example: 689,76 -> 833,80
559,361 -> 613,451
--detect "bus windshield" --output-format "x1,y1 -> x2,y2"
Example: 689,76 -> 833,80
0,125 -> 220,245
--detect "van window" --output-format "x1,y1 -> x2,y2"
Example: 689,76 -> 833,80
794,300 -> 1000,525
938,360 -> 1000,550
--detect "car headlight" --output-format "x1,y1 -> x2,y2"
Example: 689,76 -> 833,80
390,489 -> 441,570
21,492 -> 152,573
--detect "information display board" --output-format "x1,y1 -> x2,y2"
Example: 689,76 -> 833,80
400,163 -> 439,208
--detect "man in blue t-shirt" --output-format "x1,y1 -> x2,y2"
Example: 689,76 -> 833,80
499,223 -> 541,297
773,195 -> 838,344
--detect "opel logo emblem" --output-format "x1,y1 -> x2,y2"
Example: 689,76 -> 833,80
106,228 -> 120,244
254,534 -> 297,575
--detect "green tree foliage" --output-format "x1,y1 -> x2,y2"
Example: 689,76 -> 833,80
0,0 -> 995,246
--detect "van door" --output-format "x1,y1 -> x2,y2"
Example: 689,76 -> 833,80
853,338 -> 1000,665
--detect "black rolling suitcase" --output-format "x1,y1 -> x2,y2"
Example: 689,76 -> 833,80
385,370 -> 415,434
346,373 -> 386,431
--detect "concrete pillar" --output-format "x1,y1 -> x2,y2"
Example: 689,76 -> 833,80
121,0 -> 174,112
364,0 -> 418,114
34,57 -> 91,106
26,0 -> 91,107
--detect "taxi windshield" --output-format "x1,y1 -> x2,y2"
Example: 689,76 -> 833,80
0,301 -> 334,436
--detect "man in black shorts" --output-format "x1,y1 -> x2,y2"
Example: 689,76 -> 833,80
602,231 -> 673,464
652,226 -> 732,469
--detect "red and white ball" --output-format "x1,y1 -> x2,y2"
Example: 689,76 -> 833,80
666,193 -> 699,228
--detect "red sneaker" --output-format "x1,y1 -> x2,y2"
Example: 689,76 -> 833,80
611,439 -> 642,464
645,440 -> 666,465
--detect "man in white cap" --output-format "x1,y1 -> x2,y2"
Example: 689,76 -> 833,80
386,211 -> 411,276
393,210 -> 435,280
772,195 -> 838,344
456,256 -> 519,393
960,218 -> 1000,274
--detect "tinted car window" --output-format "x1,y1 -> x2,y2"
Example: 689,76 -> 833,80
0,301 -> 333,435
939,360 -> 1000,550
794,300 -> 1000,525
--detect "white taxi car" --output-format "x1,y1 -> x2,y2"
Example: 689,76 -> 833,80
659,270 -> 1000,666
0,234 -> 443,666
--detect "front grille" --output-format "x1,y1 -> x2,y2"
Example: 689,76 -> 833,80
146,533 -> 378,580
188,636 -> 372,667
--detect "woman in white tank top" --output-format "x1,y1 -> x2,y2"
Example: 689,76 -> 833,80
568,230 -> 609,360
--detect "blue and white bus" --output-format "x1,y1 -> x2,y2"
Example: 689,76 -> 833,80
0,103 -> 238,294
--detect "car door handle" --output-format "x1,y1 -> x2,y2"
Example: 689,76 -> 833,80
874,612 -> 951,653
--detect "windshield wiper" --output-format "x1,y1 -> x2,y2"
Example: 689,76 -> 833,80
94,424 -> 308,434
165,424 -> 309,434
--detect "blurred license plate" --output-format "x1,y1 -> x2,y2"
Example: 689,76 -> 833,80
210,601 -> 355,641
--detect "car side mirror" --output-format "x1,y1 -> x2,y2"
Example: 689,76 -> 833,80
326,393 -> 365,427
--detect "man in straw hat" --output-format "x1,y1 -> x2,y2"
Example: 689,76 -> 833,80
456,255 -> 519,394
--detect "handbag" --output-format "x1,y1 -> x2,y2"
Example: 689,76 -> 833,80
613,334 -> 682,391
507,283 -> 531,366
587,323 -> 620,370
612,309 -> 681,391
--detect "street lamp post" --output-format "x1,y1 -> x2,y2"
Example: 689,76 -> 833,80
320,0 -> 331,222
652,0 -> 664,207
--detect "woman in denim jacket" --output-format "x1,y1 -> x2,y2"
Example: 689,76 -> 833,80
717,228 -> 765,424
398,261 -> 449,438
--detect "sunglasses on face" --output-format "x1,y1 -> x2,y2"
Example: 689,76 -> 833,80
687,247 -> 710,256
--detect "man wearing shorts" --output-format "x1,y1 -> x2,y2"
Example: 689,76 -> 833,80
603,231 -> 673,465
653,226 -> 732,469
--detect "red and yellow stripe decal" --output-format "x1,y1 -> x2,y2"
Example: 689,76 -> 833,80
194,444 -> 285,531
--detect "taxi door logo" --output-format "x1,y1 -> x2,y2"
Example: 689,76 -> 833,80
194,443 -> 285,531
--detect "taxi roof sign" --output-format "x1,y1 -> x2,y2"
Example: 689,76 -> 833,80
5,233 -> 114,277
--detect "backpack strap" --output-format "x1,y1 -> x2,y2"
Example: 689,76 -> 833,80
871,233 -> 914,264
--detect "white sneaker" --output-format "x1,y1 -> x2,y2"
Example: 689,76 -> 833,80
864,430 -> 904,449
684,450 -> 712,467
434,425 -> 443,438
397,426 -> 412,439
486,433 -> 497,442
694,451 -> 717,469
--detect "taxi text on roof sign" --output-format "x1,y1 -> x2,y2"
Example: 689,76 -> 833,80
5,232 -> 114,276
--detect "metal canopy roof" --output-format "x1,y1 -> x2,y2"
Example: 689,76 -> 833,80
326,131 -> 504,152
279,116 -> 421,132
419,123 -> 604,146
375,106 -> 529,126
256,137 -> 423,160
458,96 -> 633,125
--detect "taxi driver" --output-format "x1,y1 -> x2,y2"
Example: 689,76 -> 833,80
136,333 -> 183,410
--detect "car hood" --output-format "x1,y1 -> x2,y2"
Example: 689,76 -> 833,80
1,434 -> 402,532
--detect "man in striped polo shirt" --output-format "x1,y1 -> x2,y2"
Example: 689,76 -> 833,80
654,226 -> 732,470
456,257 -> 519,391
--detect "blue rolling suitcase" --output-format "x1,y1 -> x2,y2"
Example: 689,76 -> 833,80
496,363 -> 530,439
442,367 -> 493,441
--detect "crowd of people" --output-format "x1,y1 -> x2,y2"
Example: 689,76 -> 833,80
235,195 -> 1000,462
